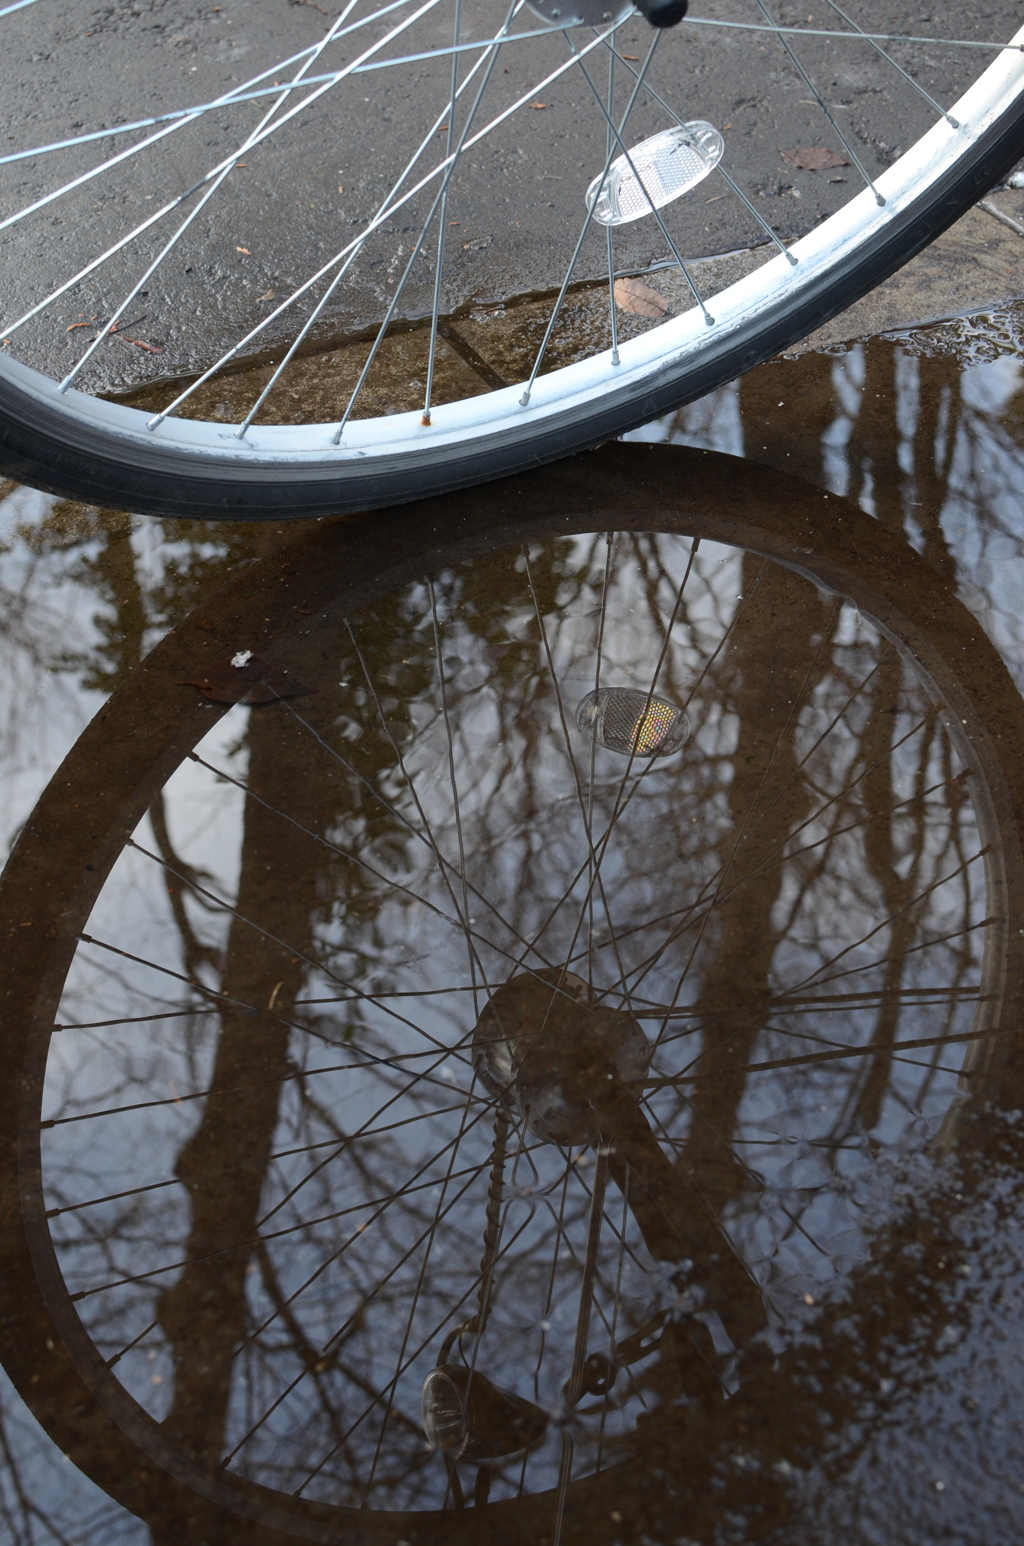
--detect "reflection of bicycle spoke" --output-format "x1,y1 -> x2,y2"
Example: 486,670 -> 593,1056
48,1104 -> 469,1223
649,1023 -> 997,1085
612,708 -> 940,1009
16,494 -> 1021,1518
293,1198 -> 540,1496
279,700 -> 560,978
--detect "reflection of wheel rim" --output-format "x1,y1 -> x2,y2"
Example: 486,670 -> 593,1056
3,444 -> 1024,1541
2,6 -> 1024,514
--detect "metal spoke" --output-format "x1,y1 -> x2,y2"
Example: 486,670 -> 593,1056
564,35 -> 716,321
344,618 -> 493,989
519,34 -> 685,410
360,1067 -> 487,1502
146,15 -> 622,429
187,747 -> 508,977
240,1157 -> 535,1481
588,532 -> 615,989
773,844 -> 989,1003
422,0 -> 464,426
73,929 -> 482,1096
44,1110 -> 465,1221
522,548 -> 638,1020
123,833 -> 475,1056
752,0 -> 885,205
682,16 -> 1022,52
275,701 -> 581,992
602,42 -> 797,265
235,0 -> 499,436
0,0 -> 463,167
603,46 -> 622,365
611,707 -> 939,1009
821,0 -> 960,127
293,1192 -> 540,1495
61,0 -> 361,392
0,0 -> 447,343
331,5 -> 518,441
771,913 -> 996,999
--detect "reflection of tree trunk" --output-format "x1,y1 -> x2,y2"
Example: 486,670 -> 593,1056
679,559 -> 829,1334
157,703 -> 326,1477
853,651 -> 926,1131
912,351 -> 961,585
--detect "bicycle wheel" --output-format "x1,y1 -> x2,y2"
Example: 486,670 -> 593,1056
1,2 -> 1023,518
2,445 -> 1024,1544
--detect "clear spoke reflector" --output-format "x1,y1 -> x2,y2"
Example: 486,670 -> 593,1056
576,687 -> 689,756
585,121 -> 723,225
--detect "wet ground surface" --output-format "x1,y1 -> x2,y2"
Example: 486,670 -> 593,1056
5,256 -> 1024,1546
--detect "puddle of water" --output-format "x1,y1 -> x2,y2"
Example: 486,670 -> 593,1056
3,312 -> 1024,1546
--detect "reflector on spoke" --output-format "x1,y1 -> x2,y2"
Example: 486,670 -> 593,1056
576,687 -> 689,756
586,121 -> 723,225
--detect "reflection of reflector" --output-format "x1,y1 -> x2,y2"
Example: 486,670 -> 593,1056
576,687 -> 689,757
586,123 -> 724,227
421,1364 -> 549,1462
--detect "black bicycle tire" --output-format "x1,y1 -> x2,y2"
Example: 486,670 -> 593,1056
2,444 -> 1024,1545
1,79 -> 1023,520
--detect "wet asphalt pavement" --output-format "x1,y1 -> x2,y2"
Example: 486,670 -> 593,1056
2,0 -> 1021,390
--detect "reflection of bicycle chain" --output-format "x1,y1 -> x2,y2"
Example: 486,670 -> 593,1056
3,445 -> 1024,1544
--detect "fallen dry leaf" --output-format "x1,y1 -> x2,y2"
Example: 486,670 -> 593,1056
180,653 -> 312,705
529,102 -> 547,109
614,277 -> 670,319
781,145 -> 851,170
236,245 -> 251,254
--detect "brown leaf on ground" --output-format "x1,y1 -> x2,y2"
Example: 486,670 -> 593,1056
781,146 -> 851,170
614,277 -> 670,319
180,652 -> 312,704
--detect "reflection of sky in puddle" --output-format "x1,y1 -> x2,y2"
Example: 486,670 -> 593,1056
4,327 -> 1024,1541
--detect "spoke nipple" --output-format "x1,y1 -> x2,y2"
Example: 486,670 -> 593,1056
233,426 -> 248,441
875,194 -> 886,207
785,250 -> 798,266
703,312 -> 716,327
421,411 -> 432,426
611,350 -> 620,366
519,391 -> 531,407
948,117 -> 960,129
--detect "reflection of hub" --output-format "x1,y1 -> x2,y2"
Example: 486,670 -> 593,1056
473,968 -> 651,1145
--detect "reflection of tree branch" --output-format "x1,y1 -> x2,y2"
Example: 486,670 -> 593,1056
147,789 -> 223,982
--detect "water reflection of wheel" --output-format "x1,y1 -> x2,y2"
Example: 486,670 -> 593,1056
2,445 -> 1023,1543
1,3 -> 1024,515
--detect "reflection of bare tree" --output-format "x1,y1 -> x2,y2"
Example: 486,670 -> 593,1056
677,559 -> 830,1339
157,703 -> 325,1472
7,450 -> 1008,1536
